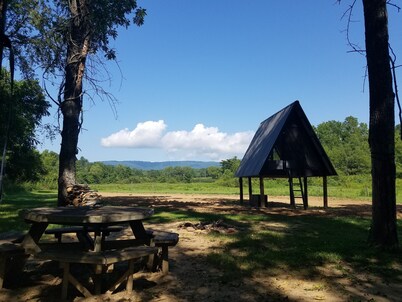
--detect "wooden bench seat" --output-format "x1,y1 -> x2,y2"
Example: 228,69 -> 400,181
0,231 -> 26,244
45,225 -> 124,243
35,245 -> 158,299
0,243 -> 26,289
146,229 -> 179,274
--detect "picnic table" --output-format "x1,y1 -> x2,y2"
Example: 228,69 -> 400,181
19,206 -> 158,298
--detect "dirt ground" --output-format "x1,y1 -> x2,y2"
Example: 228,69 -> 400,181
1,193 -> 402,302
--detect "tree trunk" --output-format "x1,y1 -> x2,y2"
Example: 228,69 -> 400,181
362,0 -> 398,247
0,0 -> 7,70
0,0 -> 9,202
58,0 -> 90,206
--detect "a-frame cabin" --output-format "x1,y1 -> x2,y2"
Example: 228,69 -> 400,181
235,101 -> 337,208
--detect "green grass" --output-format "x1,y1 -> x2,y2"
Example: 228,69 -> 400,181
0,190 -> 57,233
92,182 -> 241,195
93,180 -> 402,203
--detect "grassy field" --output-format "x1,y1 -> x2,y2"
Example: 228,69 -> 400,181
92,178 -> 402,201
0,178 -> 401,233
0,190 -> 56,233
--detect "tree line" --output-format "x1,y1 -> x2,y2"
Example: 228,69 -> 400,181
3,115 -> 401,190
34,151 -> 237,189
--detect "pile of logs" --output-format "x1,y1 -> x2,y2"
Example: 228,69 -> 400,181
66,184 -> 102,207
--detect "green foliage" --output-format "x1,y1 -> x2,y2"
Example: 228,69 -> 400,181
0,70 -> 50,182
395,125 -> 402,177
36,0 -> 146,78
39,150 -> 59,189
4,0 -> 52,78
315,116 -> 370,175
220,156 -> 241,174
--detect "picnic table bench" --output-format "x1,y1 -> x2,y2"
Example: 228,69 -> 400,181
44,226 -> 179,275
0,242 -> 26,289
35,244 -> 158,299
146,229 -> 179,274
45,225 -> 124,250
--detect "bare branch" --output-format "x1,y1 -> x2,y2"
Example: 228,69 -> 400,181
389,44 -> 402,139
43,78 -> 60,107
387,1 -> 401,12
340,0 -> 366,56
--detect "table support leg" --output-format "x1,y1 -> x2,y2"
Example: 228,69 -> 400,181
21,222 -> 48,253
126,260 -> 134,293
93,264 -> 103,295
129,221 -> 151,245
161,245 -> 169,275
61,262 -> 69,300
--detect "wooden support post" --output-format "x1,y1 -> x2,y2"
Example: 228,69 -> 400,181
248,177 -> 252,202
61,262 -> 69,300
323,176 -> 328,208
126,260 -> 134,293
303,176 -> 308,209
239,177 -> 243,205
94,264 -> 103,295
259,177 -> 264,208
161,245 -> 169,275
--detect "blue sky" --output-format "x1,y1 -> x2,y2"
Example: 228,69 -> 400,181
38,1 -> 402,162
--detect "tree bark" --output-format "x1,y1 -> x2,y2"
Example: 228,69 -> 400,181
0,0 -> 7,70
58,0 -> 90,206
362,0 -> 398,247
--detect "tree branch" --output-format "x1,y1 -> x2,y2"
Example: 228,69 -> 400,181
389,44 -> 402,139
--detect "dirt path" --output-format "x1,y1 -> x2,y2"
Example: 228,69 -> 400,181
1,193 -> 401,301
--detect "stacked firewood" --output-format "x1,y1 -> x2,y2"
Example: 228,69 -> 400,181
66,184 -> 102,207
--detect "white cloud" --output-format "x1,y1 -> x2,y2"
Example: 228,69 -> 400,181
101,121 -> 254,160
101,120 -> 166,148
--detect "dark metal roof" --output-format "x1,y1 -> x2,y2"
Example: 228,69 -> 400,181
236,101 -> 337,178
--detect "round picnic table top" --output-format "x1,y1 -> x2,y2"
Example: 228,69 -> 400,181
21,206 -> 154,225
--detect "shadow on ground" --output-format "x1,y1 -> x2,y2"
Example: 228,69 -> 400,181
1,194 -> 402,301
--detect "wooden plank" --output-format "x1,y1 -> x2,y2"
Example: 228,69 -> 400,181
239,177 -> 244,205
129,220 -> 151,244
21,222 -> 48,254
126,259 -> 134,293
35,245 -> 158,265
145,230 -> 179,246
45,225 -> 123,235
161,245 -> 169,275
248,177 -> 252,202
259,177 -> 264,207
0,243 -> 25,255
102,239 -> 143,250
61,262 -> 69,300
22,206 -> 154,225
323,176 -> 328,208
303,176 -> 308,210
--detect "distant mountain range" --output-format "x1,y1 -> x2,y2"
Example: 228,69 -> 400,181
102,160 -> 220,170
